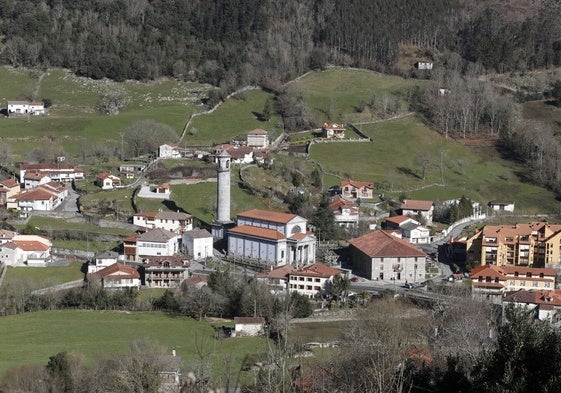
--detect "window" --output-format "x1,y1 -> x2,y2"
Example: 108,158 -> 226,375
520,280 -> 526,286
532,281 -> 538,287
545,282 -> 551,288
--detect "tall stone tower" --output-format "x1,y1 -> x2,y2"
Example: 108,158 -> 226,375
212,150 -> 233,239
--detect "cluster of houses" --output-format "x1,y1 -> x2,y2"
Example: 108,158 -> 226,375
0,229 -> 52,266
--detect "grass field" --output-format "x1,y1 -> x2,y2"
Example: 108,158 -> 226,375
187,89 -> 281,145
20,216 -> 135,237
0,310 -> 268,379
3,262 -> 85,290
309,114 -> 560,213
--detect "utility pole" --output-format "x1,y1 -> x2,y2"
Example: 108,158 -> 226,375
120,132 -> 125,162
440,149 -> 444,185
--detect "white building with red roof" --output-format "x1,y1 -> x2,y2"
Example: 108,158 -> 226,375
95,172 -> 121,190
159,144 -> 182,158
0,178 -> 20,206
133,211 -> 193,234
227,209 -> 316,266
288,262 -> 344,298
143,256 -> 190,288
349,230 -> 426,282
0,234 -> 52,266
503,289 -> 561,322
399,199 -> 434,224
256,263 -> 299,293
8,181 -> 67,217
247,129 -> 269,148
340,179 -> 375,199
87,262 -> 141,289
19,162 -> 84,185
384,215 -> 430,244
7,101 -> 45,116
321,122 -> 346,139
330,196 -> 359,228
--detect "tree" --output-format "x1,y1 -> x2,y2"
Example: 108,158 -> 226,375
328,274 -> 350,306
311,192 -> 338,241
123,120 -> 178,158
551,79 -> 561,107
472,306 -> 561,393
262,98 -> 273,121
310,168 -> 322,188
98,91 -> 130,115
415,151 -> 435,180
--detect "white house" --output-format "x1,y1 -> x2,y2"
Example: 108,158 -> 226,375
214,145 -> 254,164
133,211 -> 193,234
228,209 -> 316,267
414,60 -> 433,70
159,144 -> 182,158
321,122 -> 346,139
0,235 -> 52,266
246,129 -> 269,148
288,262 -> 344,298
0,178 -> 20,206
95,172 -> 121,190
330,196 -> 359,228
135,228 -> 181,259
349,230 -> 426,283
183,228 -> 213,260
233,317 -> 266,337
488,200 -> 515,213
256,263 -> 299,294
385,215 -> 430,244
7,101 -> 45,116
87,263 -> 141,289
23,171 -> 51,189
19,163 -> 84,184
9,182 -> 67,217
0,229 -> 16,244
399,199 -> 434,225
88,250 -> 120,273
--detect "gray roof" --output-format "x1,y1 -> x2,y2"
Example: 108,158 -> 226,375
401,222 -> 421,231
95,250 -> 119,259
185,228 -> 212,239
156,211 -> 192,220
138,228 -> 178,243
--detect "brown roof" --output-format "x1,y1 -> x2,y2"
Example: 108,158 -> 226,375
248,128 -> 268,135
386,215 -> 411,225
137,228 -> 178,243
291,262 -> 342,278
89,263 -> 140,279
13,240 -> 50,251
401,199 -> 433,211
349,230 -> 426,258
229,225 -> 285,240
185,274 -> 208,285
234,317 -> 265,324
469,264 -> 556,280
237,209 -> 298,224
144,255 -> 190,267
1,178 -> 19,188
322,122 -> 346,131
330,196 -> 358,211
24,171 -> 48,180
14,189 -> 55,201
227,146 -> 253,159
156,211 -> 192,221
340,179 -> 375,190
256,263 -> 298,279
504,289 -> 561,306
134,212 -> 158,219
184,228 -> 212,239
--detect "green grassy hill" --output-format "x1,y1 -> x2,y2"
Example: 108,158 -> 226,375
0,310 -> 268,379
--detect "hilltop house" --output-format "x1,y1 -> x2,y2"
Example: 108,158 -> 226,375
133,211 -> 193,234
0,235 -> 52,266
399,199 -> 434,225
159,144 -> 182,158
321,122 -> 346,139
227,209 -> 316,267
95,172 -> 121,189
7,101 -> 45,116
349,230 -> 426,282
340,179 -> 375,199
247,129 -> 269,148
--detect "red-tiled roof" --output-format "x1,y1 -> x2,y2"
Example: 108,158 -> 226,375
185,275 -> 208,285
90,263 -> 140,279
13,240 -> 49,251
14,189 -> 55,201
471,281 -> 505,289
290,231 -> 314,240
291,262 -> 342,278
349,230 -> 426,258
143,255 -> 190,267
340,179 -> 375,189
229,225 -> 285,240
330,196 -> 358,211
256,263 -> 298,279
1,178 -> 19,188
248,128 -> 268,135
134,212 -> 158,219
24,171 -> 48,180
504,289 -> 561,306
401,199 -> 433,211
322,122 -> 345,131
386,215 -> 411,225
237,209 -> 298,224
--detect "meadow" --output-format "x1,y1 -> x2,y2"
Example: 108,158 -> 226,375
2,262 -> 85,291
0,310 -> 268,380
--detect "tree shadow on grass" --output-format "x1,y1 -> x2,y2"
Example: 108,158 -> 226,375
397,166 -> 422,180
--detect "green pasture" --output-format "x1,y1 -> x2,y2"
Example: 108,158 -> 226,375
171,181 -> 271,224
290,68 -> 427,123
522,100 -> 561,134
3,262 -> 85,290
0,67 -> 39,102
0,310 -> 268,379
309,114 -> 560,213
186,89 -> 281,145
20,216 -> 135,237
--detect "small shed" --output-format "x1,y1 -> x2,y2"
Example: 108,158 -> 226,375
488,200 -> 515,212
233,317 -> 266,337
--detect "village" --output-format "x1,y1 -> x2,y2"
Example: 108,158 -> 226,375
0,109 -> 557,330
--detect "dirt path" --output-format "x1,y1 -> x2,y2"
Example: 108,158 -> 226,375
33,72 -> 46,101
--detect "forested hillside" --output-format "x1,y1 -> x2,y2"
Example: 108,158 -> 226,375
1,0 -> 561,89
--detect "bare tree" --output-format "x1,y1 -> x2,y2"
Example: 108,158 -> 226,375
123,120 -> 179,158
98,91 -> 130,115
